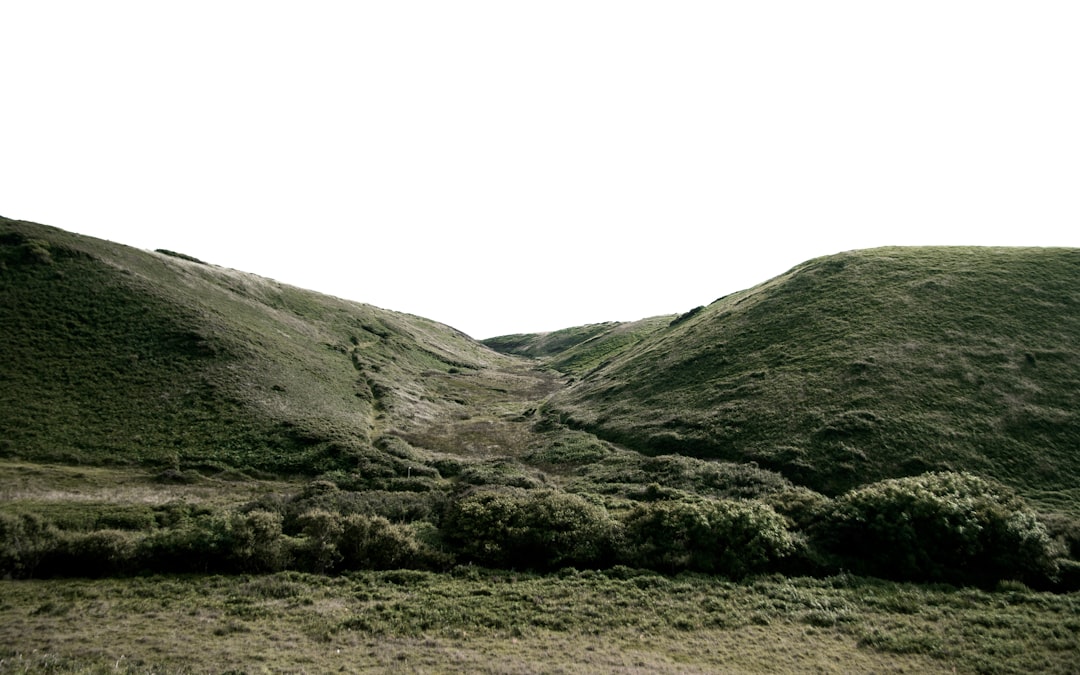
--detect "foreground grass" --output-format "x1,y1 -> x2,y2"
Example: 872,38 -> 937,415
1,571 -> 1077,674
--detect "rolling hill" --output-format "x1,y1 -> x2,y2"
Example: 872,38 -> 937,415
5,215 -> 1079,505
528,247 -> 1080,500
0,216 -> 555,479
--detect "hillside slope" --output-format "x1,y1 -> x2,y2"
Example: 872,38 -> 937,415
483,315 -> 675,376
5,217 -> 1078,506
0,217 -> 551,476
544,247 -> 1080,496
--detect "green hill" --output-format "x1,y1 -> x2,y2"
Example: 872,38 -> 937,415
482,315 -> 675,376
0,216 -> 551,478
541,247 -> 1080,498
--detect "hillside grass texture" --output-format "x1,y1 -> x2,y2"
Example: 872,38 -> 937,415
1,217 -> 538,477
542,247 -> 1080,502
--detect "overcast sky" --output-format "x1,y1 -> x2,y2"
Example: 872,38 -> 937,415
3,2 -> 1078,338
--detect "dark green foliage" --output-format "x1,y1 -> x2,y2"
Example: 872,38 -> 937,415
293,509 -> 344,573
138,512 -> 234,574
1040,511 -> 1080,560
763,487 -> 834,531
338,514 -> 448,570
457,461 -> 544,489
48,529 -> 141,577
669,305 -> 705,326
523,429 -> 613,467
0,502 -> 160,532
0,512 -> 59,577
621,498 -> 797,577
817,472 -> 1061,586
267,479 -> 449,528
443,489 -> 619,570
227,510 -> 287,572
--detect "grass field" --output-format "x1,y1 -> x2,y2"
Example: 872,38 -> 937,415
2,570 -> 1077,674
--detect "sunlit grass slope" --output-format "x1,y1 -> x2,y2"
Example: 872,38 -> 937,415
545,247 -> 1080,497
483,315 -> 675,377
0,216 -> 528,475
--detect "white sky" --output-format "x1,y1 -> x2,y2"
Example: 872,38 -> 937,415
3,2 -> 1078,339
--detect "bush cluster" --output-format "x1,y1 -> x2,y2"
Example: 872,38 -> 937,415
443,489 -> 619,570
813,472 -> 1061,586
622,498 -> 796,577
1,507 -> 447,578
1,472 -> 1072,588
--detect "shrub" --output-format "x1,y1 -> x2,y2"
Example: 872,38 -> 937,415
139,512 -> 233,573
817,472 -> 1060,586
443,489 -> 619,570
228,510 -> 287,572
52,529 -> 141,577
0,513 -> 59,578
294,509 -> 344,573
458,462 -> 543,489
764,487 -> 834,530
621,498 -> 796,577
338,514 -> 430,570
273,484 -> 448,532
1039,511 -> 1080,560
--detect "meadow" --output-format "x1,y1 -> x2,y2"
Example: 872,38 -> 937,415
3,569 -> 1078,674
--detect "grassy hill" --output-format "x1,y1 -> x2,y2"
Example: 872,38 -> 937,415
540,247 -> 1080,500
483,315 -> 675,377
0,216 -> 551,478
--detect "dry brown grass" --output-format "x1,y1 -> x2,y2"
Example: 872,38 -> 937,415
0,576 -> 954,674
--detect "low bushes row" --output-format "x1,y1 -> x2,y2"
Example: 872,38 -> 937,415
1,472 -> 1072,588
0,510 -> 448,577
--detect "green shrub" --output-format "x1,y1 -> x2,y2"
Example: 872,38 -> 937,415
269,483 -> 448,533
1039,511 -> 1080,560
294,509 -> 344,573
621,498 -> 796,577
764,487 -> 834,530
228,510 -> 287,573
818,472 -> 1061,586
569,452 -> 793,500
0,513 -> 59,578
52,530 -> 141,577
443,489 -> 619,570
458,462 -> 543,489
524,432 -> 612,466
338,514 -> 435,570
139,512 -> 233,573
